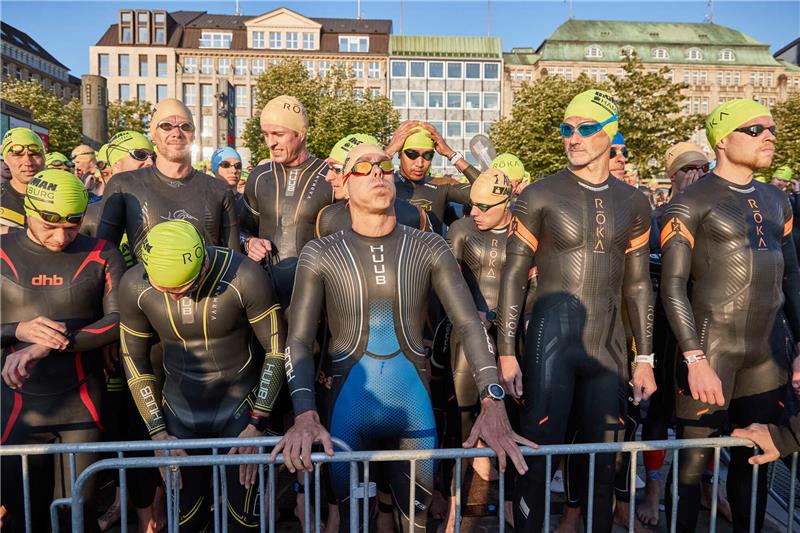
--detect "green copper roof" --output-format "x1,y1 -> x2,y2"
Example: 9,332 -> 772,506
390,35 -> 502,59
504,47 -> 540,65
778,59 -> 800,72
537,19 -> 780,67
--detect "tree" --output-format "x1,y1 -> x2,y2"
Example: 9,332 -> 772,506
766,91 -> 800,178
1,79 -> 83,154
243,60 -> 398,165
108,99 -> 153,137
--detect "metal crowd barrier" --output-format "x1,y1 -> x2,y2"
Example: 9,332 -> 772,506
1,436 -> 798,533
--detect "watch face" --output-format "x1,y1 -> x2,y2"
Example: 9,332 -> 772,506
489,383 -> 505,399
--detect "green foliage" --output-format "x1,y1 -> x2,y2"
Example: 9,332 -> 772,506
1,79 -> 83,154
243,60 -> 398,165
108,99 -> 153,137
767,91 -> 800,178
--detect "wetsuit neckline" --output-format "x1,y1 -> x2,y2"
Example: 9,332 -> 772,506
15,228 -> 78,256
151,164 -> 196,183
708,172 -> 754,191
564,167 -> 611,189
348,222 -> 399,241
395,170 -> 427,185
280,155 -> 317,170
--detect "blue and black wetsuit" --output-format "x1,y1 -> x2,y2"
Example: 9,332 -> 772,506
286,224 -> 498,531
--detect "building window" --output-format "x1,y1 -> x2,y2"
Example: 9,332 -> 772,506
269,31 -> 282,48
138,55 -> 148,77
118,54 -> 131,76
391,90 -> 407,108
286,32 -> 299,49
202,115 -> 214,138
409,61 -> 425,78
391,60 -> 407,78
183,57 -> 196,74
446,121 -> 462,139
303,60 -> 315,76
464,92 -> 480,110
156,55 -> 167,78
686,48 -> 703,61
200,32 -> 232,49
251,31 -> 265,49
119,84 -> 130,101
319,60 -> 330,77
409,91 -> 425,108
252,59 -> 265,75
447,62 -> 462,78
235,58 -> 248,76
367,61 -> 380,79
235,116 -> 246,138
447,92 -> 462,109
137,84 -> 146,102
465,63 -> 481,79
428,91 -> 443,108
120,10 -> 133,43
352,61 -> 364,79
235,85 -> 248,107
201,84 -> 213,106
484,92 -> 499,110
137,11 -> 150,44
200,58 -> 214,75
183,84 -> 197,105
370,88 -> 381,98
483,122 -> 493,134
652,48 -> 669,60
156,85 -> 167,102
428,61 -> 443,78
98,54 -> 109,76
153,12 -> 166,44
303,32 -> 316,50
339,36 -> 369,53
464,121 -> 480,137
484,63 -> 499,79
585,45 -> 603,58
620,46 -> 635,58
219,58 -> 231,75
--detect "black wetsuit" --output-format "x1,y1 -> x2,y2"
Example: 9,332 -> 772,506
96,166 -> 239,261
393,165 -> 478,235
287,224 -> 499,531
497,168 -> 653,533
1,230 -> 123,532
660,174 -> 800,533
315,199 -> 429,238
0,180 -> 26,230
119,246 -> 285,531
241,157 -> 333,309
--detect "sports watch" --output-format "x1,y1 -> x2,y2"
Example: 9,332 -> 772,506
479,383 -> 506,401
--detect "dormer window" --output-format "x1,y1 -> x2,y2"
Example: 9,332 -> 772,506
686,48 -> 703,61
199,31 -> 232,49
719,49 -> 735,61
653,48 -> 669,60
585,44 -> 603,58
620,46 -> 635,58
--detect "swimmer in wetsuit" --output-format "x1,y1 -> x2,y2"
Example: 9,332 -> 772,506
119,220 -> 286,532
97,99 -> 239,259
1,170 -> 124,533
240,95 -> 334,309
0,128 -> 45,233
271,143 -> 532,532
660,99 -> 800,533
496,89 -> 656,533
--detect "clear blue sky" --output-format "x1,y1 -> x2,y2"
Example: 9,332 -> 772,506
2,1 -> 797,76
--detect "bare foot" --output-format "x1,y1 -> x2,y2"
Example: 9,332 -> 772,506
702,481 -> 732,523
613,500 -> 649,533
97,490 -> 121,532
325,503 -> 340,533
504,501 -> 515,529
555,504 -> 581,533
152,487 -> 167,531
636,478 -> 661,528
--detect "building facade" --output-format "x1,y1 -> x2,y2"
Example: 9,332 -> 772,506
388,35 -> 503,173
90,7 -> 391,161
1,22 -> 81,102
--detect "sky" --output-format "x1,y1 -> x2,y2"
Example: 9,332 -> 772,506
1,1 -> 797,76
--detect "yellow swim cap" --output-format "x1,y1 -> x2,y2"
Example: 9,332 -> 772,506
141,220 -> 206,289
342,143 -> 388,177
24,169 -> 88,220
45,152 -> 72,169
564,89 -> 619,139
260,95 -> 308,134
2,127 -> 45,158
106,131 -> 154,167
329,134 -> 380,164
491,153 -> 530,182
773,165 -> 793,181
706,99 -> 771,148
402,125 -> 435,152
470,169 -> 512,206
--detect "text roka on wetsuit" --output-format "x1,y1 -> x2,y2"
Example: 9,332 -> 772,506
497,168 -> 653,533
286,225 -> 499,531
660,174 -> 800,532
315,198 -> 429,238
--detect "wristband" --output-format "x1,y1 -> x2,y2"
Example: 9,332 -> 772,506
448,151 -> 463,164
634,353 -> 655,367
249,410 -> 269,431
684,353 -> 707,365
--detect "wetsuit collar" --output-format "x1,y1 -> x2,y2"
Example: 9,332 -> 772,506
18,227 -> 77,255
349,219 -> 399,240
395,170 -> 427,185
564,167 -> 611,191
709,172 -> 755,193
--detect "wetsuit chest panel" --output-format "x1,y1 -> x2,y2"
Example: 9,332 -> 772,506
462,227 -> 508,312
394,173 -> 451,232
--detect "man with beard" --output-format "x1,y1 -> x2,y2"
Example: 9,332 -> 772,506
0,128 -> 45,233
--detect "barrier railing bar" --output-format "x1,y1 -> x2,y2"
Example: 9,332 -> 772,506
586,452 -> 594,533
222,462 -> 230,533
314,463 -> 322,533
788,453 -> 798,533
268,462 -> 275,533
629,450 -> 638,532
498,467 -> 505,532
49,497 -> 69,533
454,457 -> 462,533
544,453 -> 552,533
710,447 -> 721,533
348,460 -> 358,533
21,454 -> 31,533
409,459 -> 416,532
750,457 -> 759,533
670,448 -> 679,533
303,468 -> 311,533
117,450 -> 129,533
362,461 -> 370,533
258,447 -> 266,533
164,455 -> 174,533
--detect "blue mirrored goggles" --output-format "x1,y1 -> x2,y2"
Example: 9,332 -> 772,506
559,114 -> 619,138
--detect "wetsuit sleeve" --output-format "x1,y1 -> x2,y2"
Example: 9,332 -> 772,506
67,243 -> 125,352
769,417 -> 800,457
315,205 -> 333,239
118,271 -> 163,435
418,208 -> 431,232
429,235 -> 499,391
96,178 -> 126,246
498,186 -> 541,356
240,171 -> 261,239
285,242 -> 325,415
238,260 -> 286,417
444,223 -> 465,262
462,164 -> 480,183
659,195 -> 703,354
623,193 -> 655,358
777,196 -> 800,340
2,324 -> 19,347
221,188 -> 240,249
445,181 -> 472,206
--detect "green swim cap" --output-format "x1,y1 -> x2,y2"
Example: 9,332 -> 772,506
240,170 -> 249,182
141,220 -> 205,289
773,165 -> 793,181
564,89 -> 619,139
706,99 -> 771,148
24,169 -> 88,219
45,152 -> 71,169
491,153 -> 531,182
2,127 -> 45,158
402,125 -> 435,151
754,175 -> 769,183
329,134 -> 380,164
106,130 -> 154,167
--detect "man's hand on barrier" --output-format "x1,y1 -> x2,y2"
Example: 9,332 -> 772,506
230,424 -> 263,488
152,432 -> 188,489
498,355 -> 523,398
632,364 -> 657,404
270,410 -> 334,473
464,399 -> 537,475
686,355 -> 725,406
792,353 -> 800,397
2,344 -> 50,389
732,423 -> 781,465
